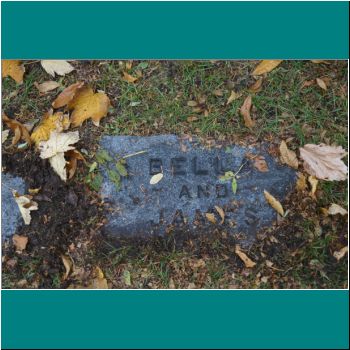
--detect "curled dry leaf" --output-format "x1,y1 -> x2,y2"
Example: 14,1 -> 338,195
308,176 -> 318,197
264,190 -> 284,216
12,190 -> 38,225
279,140 -> 299,169
2,129 -> 10,143
214,205 -> 225,224
2,60 -> 25,83
65,149 -> 86,180
240,95 -> 255,128
68,86 -> 110,127
316,78 -> 327,91
296,173 -> 307,191
253,156 -> 269,172
333,246 -> 348,261
252,60 -> 283,75
31,110 -> 70,145
34,81 -> 60,94
150,173 -> 163,185
61,255 -> 73,279
235,245 -> 256,268
122,71 -> 138,83
41,60 -> 74,77
12,234 -> 29,252
39,131 -> 80,181
89,267 -> 108,289
299,144 -> 347,181
248,78 -> 263,93
327,203 -> 348,216
2,114 -> 31,146
52,82 -> 85,109
205,213 -> 217,224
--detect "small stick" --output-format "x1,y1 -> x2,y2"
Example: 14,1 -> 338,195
122,150 -> 148,159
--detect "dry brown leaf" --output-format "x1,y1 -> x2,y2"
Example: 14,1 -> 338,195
327,203 -> 348,216
226,91 -> 239,105
279,140 -> 299,169
252,60 -> 283,75
12,191 -> 38,225
2,60 -> 25,83
235,245 -> 256,268
308,176 -> 318,197
12,234 -> 28,252
264,190 -> 284,216
2,114 -> 31,146
296,173 -> 307,191
214,206 -> 225,224
125,61 -> 133,70
150,173 -> 163,185
41,60 -> 74,77
34,81 -> 60,94
65,149 -> 86,180
2,129 -> 10,143
31,111 -> 70,146
187,100 -> 198,107
205,213 -> 216,224
122,71 -> 138,83
301,80 -> 315,89
253,156 -> 269,172
240,95 -> 255,128
299,144 -> 347,181
187,115 -> 198,122
311,60 -> 330,64
333,246 -> 348,261
316,78 -> 327,91
61,255 -> 73,279
68,87 -> 110,127
248,78 -> 263,93
213,89 -> 224,96
89,267 -> 108,289
52,82 -> 85,109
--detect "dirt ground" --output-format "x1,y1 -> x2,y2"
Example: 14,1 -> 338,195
1,60 -> 348,289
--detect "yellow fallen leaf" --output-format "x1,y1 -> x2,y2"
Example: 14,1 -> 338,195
52,82 -> 85,109
333,246 -> 348,261
2,113 -> 31,146
122,71 -> 138,83
213,89 -> 223,96
235,245 -> 256,268
2,60 -> 25,83
41,60 -> 74,77
214,206 -> 225,224
279,140 -> 299,169
61,255 -> 73,279
31,111 -> 70,146
226,91 -> 239,105
12,234 -> 28,252
28,188 -> 41,195
205,213 -> 216,224
12,191 -> 38,225
296,173 -> 307,191
125,61 -> 133,70
264,190 -> 284,216
150,173 -> 163,185
187,100 -> 198,107
300,144 -> 347,181
34,81 -> 60,94
68,87 -> 110,127
252,60 -> 283,75
89,267 -> 108,289
248,78 -> 263,93
316,78 -> 327,91
327,203 -> 348,216
308,175 -> 318,197
240,95 -> 255,128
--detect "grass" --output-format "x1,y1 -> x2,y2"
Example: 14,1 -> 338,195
2,60 -> 348,289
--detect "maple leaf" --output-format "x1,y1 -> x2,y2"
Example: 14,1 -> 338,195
41,60 -> 74,77
299,144 -> 347,181
327,203 -> 348,216
240,95 -> 255,129
52,82 -> 84,109
279,141 -> 299,169
31,110 -> 70,146
2,60 -> 25,83
39,131 -> 80,181
2,113 -> 31,146
68,87 -> 110,127
252,60 -> 283,75
12,190 -> 38,225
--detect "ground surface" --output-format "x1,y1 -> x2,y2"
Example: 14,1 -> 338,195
1,60 -> 348,289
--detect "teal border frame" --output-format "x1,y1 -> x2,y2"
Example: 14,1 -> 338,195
1,1 -> 349,349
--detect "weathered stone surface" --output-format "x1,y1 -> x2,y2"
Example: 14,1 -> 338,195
99,135 -> 296,244
1,173 -> 26,239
